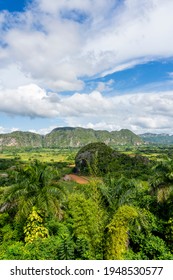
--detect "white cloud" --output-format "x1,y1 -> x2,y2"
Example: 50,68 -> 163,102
101,59 -> 150,77
0,84 -> 59,118
0,126 -> 19,134
1,0 -> 173,134
0,64 -> 34,89
1,83 -> 173,134
29,126 -> 57,135
35,0 -> 116,20
96,79 -> 114,92
0,0 -> 173,91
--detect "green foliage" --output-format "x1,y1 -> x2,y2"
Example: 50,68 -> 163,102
165,218 -> 173,252
140,235 -> 173,260
1,224 -> 15,242
103,175 -> 151,213
75,142 -> 114,175
57,234 -> 75,260
0,145 -> 173,260
24,207 -> 49,243
0,237 -> 58,260
67,192 -> 106,259
0,160 -> 64,221
0,212 -> 10,226
0,241 -> 26,260
75,142 -> 150,177
105,205 -> 138,259
75,235 -> 93,259
0,213 -> 20,244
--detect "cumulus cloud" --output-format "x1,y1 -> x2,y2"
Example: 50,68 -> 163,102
29,126 -> 58,135
0,64 -> 34,89
0,126 -> 19,134
1,83 -> 173,134
0,84 -> 59,118
0,0 -> 173,91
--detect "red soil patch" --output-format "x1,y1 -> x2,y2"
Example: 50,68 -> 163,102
68,174 -> 89,184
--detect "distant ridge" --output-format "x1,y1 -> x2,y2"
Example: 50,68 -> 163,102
140,133 -> 173,144
0,127 -> 143,148
52,127 -> 76,132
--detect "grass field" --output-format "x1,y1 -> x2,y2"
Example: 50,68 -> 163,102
0,148 -> 77,164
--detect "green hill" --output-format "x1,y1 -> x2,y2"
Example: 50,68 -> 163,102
0,131 -> 43,148
75,142 -> 150,175
44,127 -> 143,147
140,133 -> 173,144
0,127 -> 143,149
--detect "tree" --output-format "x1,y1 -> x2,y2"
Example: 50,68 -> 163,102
67,192 -> 106,259
0,160 -> 64,221
105,205 -> 138,259
150,158 -> 173,219
150,158 -> 173,191
104,175 -> 150,213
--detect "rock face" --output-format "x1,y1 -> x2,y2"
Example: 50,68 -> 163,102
0,131 -> 43,148
0,127 -> 143,149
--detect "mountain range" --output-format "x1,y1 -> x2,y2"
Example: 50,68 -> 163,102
140,133 -> 173,145
0,127 -> 142,148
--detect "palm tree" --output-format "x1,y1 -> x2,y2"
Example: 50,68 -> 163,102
149,158 -> 173,219
0,160 -> 65,221
150,158 -> 173,191
104,175 -> 149,212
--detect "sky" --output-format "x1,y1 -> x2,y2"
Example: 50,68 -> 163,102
0,0 -> 173,135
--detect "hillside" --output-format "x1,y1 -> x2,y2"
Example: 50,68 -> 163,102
0,131 -> 43,148
75,142 -> 150,175
0,127 -> 143,148
140,133 -> 173,144
43,127 -> 143,147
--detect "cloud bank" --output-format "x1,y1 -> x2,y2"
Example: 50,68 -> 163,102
1,84 -> 173,134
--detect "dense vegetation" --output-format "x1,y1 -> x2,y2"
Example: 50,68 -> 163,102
0,143 -> 173,260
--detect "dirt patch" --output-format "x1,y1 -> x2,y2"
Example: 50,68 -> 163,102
68,174 -> 89,184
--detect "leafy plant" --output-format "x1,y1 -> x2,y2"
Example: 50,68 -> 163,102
24,207 -> 49,243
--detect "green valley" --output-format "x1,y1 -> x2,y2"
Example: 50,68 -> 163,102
0,134 -> 173,260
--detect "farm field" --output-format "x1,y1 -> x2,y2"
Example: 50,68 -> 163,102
0,148 -> 77,163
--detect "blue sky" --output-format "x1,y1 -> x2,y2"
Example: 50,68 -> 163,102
0,0 -> 173,135
0,0 -> 30,12
86,60 -> 173,94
